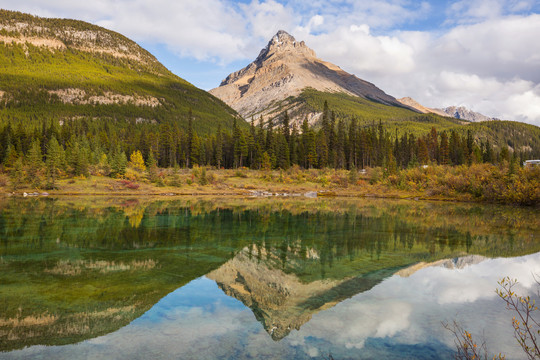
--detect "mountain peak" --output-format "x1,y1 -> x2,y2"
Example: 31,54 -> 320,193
255,30 -> 315,63
440,105 -> 495,122
273,30 -> 295,43
210,31 -> 403,125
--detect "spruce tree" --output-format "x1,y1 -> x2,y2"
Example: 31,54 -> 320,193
27,139 -> 43,185
187,108 -> 193,168
146,150 -> 158,182
45,136 -> 65,189
439,132 -> 450,165
215,126 -> 223,169
10,157 -> 25,190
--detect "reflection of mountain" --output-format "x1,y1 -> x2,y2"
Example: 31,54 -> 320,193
396,255 -> 487,277
1,197 -> 538,351
207,246 -> 399,340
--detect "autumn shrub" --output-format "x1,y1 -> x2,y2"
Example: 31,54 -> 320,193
124,168 -> 141,181
369,167 -> 383,185
198,167 -> 208,185
318,175 -> 330,187
0,174 -> 8,187
118,179 -> 139,190
234,169 -> 248,178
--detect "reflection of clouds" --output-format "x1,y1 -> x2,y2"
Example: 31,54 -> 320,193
5,253 -> 540,360
290,252 -> 540,358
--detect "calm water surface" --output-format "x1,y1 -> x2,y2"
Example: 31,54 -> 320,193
0,197 -> 538,359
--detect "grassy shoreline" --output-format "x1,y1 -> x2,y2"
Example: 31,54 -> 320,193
3,164 -> 539,206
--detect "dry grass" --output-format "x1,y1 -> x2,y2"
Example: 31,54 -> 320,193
45,259 -> 157,276
1,305 -> 138,341
0,313 -> 58,327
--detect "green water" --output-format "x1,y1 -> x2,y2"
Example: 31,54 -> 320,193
0,197 -> 538,359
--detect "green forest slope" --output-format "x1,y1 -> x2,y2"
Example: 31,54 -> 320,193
0,9 -> 241,135
294,89 -> 540,151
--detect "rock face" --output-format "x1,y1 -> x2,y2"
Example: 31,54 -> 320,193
397,97 -> 448,117
438,106 -> 495,122
210,30 -> 404,125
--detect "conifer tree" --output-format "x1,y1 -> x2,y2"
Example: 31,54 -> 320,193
316,131 -> 328,168
110,148 -> 127,177
348,118 -> 358,169
45,136 -> 65,188
417,138 -> 429,165
190,133 -> 201,167
277,134 -> 290,170
466,130 -> 474,165
215,125 -> 223,169
290,124 -> 298,166
26,139 -> 43,185
439,132 -> 450,165
146,150 -> 158,182
10,157 -> 25,190
306,129 -> 318,169
187,108 -> 193,168
282,111 -> 290,145
336,118 -> 346,168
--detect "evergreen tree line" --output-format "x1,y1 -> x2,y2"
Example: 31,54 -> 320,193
0,102 -> 534,187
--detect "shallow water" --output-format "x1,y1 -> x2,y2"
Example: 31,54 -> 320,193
0,197 -> 538,359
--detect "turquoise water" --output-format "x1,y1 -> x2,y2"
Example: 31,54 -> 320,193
0,197 -> 538,359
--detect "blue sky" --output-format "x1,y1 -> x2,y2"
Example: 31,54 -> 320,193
2,0 -> 540,125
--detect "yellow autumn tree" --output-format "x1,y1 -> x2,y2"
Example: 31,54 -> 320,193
128,150 -> 146,172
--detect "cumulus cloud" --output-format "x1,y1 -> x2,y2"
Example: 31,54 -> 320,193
1,0 -> 539,124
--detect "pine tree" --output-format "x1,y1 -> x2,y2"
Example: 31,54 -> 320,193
417,138 -> 429,165
439,132 -> 450,165
348,118 -> 358,169
428,127 -> 439,163
110,148 -> 127,177
306,129 -> 317,169
10,157 -> 25,190
277,134 -> 290,170
146,150 -> 158,182
190,133 -> 201,167
26,139 -> 43,185
187,108 -> 193,168
336,118 -> 346,168
466,130 -> 474,165
316,131 -> 328,168
289,124 -> 298,166
282,111 -> 290,145
45,136 -> 65,189
215,126 -> 223,169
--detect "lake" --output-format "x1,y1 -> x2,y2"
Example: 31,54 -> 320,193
0,196 -> 538,359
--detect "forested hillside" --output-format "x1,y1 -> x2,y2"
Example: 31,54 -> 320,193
0,9 -> 240,135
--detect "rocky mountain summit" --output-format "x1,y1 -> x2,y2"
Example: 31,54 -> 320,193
439,105 -> 496,122
210,30 -> 405,125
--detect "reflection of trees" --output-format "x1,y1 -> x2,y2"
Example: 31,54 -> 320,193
0,197 -> 538,350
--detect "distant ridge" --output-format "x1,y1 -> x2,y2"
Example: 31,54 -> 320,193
397,97 -> 449,117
